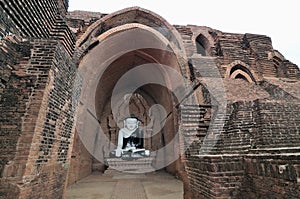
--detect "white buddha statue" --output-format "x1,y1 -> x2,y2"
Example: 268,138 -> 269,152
115,116 -> 145,157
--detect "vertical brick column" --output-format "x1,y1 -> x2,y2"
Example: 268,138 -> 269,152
1,39 -> 77,199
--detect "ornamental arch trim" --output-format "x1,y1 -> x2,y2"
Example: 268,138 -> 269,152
74,7 -> 189,78
224,60 -> 258,83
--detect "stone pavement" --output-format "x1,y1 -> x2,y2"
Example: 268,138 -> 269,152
66,171 -> 183,199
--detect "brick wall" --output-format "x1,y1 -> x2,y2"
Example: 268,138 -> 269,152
67,131 -> 93,186
1,5 -> 300,199
22,40 -> 76,199
284,61 -> 300,79
161,17 -> 300,199
0,37 -> 32,198
241,154 -> 300,198
224,79 -> 269,102
254,100 -> 300,149
180,26 -> 300,81
185,101 -> 252,198
0,0 -> 75,55
0,39 -> 77,199
186,155 -> 244,199
263,78 -> 300,99
184,98 -> 300,198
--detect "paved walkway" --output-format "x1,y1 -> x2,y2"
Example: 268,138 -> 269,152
66,171 -> 183,199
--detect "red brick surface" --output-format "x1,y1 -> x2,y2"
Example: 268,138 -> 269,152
0,4 -> 299,199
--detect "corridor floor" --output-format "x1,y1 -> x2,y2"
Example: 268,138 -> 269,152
66,171 -> 184,199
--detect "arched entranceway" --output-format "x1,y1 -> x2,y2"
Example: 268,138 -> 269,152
66,8 -> 195,194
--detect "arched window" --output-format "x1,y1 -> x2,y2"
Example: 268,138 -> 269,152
196,34 -> 209,56
229,65 -> 256,83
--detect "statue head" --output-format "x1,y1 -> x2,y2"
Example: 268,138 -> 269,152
124,117 -> 139,131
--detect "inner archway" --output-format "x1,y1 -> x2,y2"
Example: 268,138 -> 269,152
95,48 -> 181,170
67,21 -> 191,185
66,7 -> 192,199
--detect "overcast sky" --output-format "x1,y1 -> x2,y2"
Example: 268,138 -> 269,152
69,0 -> 299,67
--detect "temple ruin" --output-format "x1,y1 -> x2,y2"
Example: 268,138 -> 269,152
0,1 -> 299,198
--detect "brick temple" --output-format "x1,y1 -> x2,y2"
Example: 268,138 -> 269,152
0,1 -> 299,199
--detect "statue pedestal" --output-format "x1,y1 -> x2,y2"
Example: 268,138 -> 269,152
105,153 -> 155,173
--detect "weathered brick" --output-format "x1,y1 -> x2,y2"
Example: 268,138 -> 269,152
0,3 -> 300,199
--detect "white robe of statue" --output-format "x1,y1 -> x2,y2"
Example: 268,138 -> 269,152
116,117 -> 139,157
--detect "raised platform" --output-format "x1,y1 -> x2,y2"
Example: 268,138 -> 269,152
105,155 -> 155,174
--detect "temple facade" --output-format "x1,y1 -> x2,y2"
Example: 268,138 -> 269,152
0,1 -> 299,198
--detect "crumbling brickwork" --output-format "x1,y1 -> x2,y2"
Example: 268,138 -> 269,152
173,12 -> 299,199
185,100 -> 300,198
0,0 -> 74,55
0,38 -> 77,198
0,37 -> 32,198
0,1 -> 77,198
242,155 -> 300,198
0,3 -> 299,199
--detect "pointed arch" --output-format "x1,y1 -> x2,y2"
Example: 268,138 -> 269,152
76,7 -> 184,51
225,60 -> 258,83
231,69 -> 255,82
74,7 -> 189,79
195,34 -> 210,56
